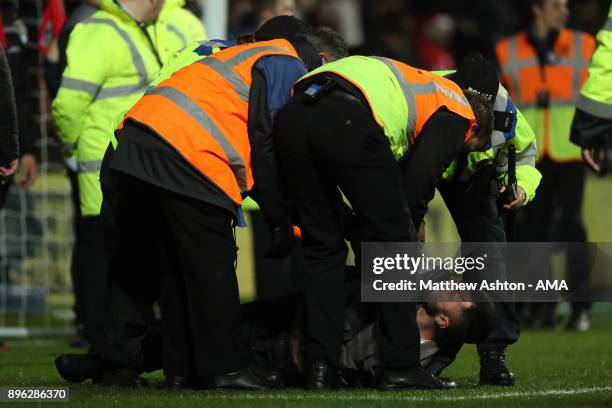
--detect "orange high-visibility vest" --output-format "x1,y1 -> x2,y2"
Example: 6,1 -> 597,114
120,39 -> 301,204
299,56 -> 475,160
381,57 -> 476,145
496,29 -> 595,161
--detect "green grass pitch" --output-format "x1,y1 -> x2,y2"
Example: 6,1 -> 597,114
1,313 -> 611,408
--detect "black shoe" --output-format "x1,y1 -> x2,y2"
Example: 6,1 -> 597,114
205,367 -> 270,390
305,359 -> 340,390
479,351 -> 514,386
377,366 -> 456,390
55,354 -> 102,383
163,376 -> 193,389
101,368 -> 148,387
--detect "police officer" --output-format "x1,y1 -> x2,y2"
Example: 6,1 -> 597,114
52,0 -> 206,353
424,54 -> 541,386
274,55 -> 494,390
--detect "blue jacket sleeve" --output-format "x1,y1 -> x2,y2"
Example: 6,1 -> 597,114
247,55 -> 307,224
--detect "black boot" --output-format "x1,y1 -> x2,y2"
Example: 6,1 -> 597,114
479,351 -> 514,386
205,367 -> 270,390
377,366 -> 456,390
55,354 -> 103,383
305,359 -> 340,390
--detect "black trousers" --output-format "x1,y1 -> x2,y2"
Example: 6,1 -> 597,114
275,89 -> 420,370
516,158 -> 590,313
76,215 -> 108,352
67,168 -> 87,339
101,173 -> 247,377
438,182 -> 520,353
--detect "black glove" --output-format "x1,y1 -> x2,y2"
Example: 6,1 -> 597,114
264,221 -> 295,258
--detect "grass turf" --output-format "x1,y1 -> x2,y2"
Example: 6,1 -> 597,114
1,313 -> 611,408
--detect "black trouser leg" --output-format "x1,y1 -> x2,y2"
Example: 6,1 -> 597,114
160,193 -> 247,377
557,163 -> 590,314
101,174 -> 162,370
515,158 -> 557,323
275,91 -> 419,370
67,168 -> 87,339
78,216 -> 109,353
438,182 -> 520,353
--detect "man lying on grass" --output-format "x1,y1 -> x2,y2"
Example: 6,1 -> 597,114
56,273 -> 495,389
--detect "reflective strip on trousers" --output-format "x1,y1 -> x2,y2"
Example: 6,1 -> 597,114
145,86 -> 248,192
197,45 -> 291,102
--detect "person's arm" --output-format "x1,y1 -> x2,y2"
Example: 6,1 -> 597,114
52,23 -> 109,157
5,27 -> 39,188
0,43 -> 19,176
498,108 -> 542,207
248,55 -> 307,257
248,55 -> 307,223
401,109 -> 469,229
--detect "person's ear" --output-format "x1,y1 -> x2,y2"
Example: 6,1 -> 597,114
320,52 -> 330,64
435,314 -> 450,330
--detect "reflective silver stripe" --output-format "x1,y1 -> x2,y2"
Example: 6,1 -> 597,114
516,142 -> 537,166
373,56 -> 469,136
198,40 -> 231,48
494,83 -> 510,112
82,17 -> 149,86
78,160 -> 103,173
571,33 -> 584,101
506,37 -> 523,104
98,84 -> 148,99
60,77 -> 100,95
576,93 -> 612,119
198,45 -> 291,103
167,23 -> 187,48
520,100 -> 584,109
146,86 -> 248,191
412,80 -> 470,107
372,57 -> 416,136
500,57 -> 539,71
496,142 -> 537,173
604,17 -> 612,31
490,131 -> 507,148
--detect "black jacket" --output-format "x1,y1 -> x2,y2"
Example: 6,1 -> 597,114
0,42 -> 19,165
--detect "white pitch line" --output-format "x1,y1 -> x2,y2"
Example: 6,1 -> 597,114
197,386 -> 612,402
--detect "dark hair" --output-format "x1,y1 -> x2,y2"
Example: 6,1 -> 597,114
465,92 -> 494,146
450,295 -> 496,344
305,27 -> 348,62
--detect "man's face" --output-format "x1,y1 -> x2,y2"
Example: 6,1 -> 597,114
463,127 -> 488,152
144,0 -> 165,22
273,0 -> 296,16
534,0 -> 569,31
